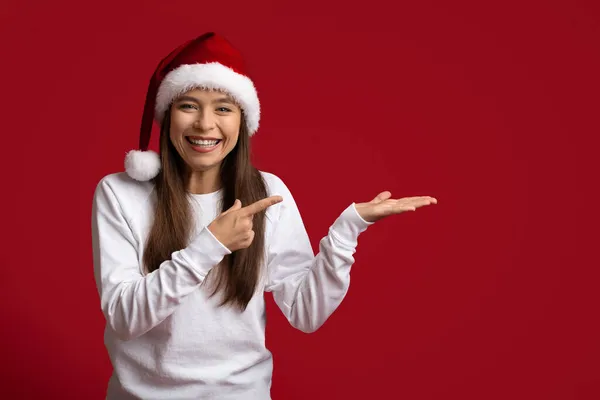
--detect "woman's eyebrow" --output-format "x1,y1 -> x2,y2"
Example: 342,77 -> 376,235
212,96 -> 236,105
176,95 -> 236,105
176,95 -> 200,103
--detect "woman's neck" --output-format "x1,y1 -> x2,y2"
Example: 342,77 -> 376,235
187,167 -> 221,194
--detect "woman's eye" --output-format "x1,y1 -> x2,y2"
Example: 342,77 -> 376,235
179,104 -> 196,110
217,107 -> 232,112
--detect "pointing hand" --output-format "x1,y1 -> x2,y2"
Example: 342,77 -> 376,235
208,195 -> 283,251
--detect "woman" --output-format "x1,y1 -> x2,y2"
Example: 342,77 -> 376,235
92,32 -> 437,400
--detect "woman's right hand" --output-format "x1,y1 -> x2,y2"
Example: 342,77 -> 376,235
208,196 -> 283,252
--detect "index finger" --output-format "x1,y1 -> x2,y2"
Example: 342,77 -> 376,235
241,195 -> 284,216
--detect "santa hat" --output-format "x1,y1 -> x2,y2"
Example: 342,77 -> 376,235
124,32 -> 260,181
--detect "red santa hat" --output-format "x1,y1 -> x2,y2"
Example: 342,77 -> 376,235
125,32 -> 260,181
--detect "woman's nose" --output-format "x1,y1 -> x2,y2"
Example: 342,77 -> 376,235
193,112 -> 216,131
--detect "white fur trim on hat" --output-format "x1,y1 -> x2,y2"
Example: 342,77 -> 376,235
155,62 -> 260,135
125,150 -> 161,181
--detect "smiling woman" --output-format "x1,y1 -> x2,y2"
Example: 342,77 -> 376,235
169,89 -> 242,190
91,31 -> 437,400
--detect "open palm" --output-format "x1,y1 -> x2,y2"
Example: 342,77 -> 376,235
355,191 -> 437,223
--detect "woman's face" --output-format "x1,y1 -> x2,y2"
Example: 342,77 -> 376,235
169,88 -> 242,173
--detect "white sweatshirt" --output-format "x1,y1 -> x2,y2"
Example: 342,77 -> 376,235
91,171 -> 372,400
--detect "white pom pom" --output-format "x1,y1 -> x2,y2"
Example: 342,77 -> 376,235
124,150 -> 161,181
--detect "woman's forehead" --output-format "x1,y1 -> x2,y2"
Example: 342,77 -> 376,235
180,87 -> 236,102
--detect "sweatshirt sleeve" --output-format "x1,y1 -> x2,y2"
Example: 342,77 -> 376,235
91,178 -> 231,341
264,179 -> 373,333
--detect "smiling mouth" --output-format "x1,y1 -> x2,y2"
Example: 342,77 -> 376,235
186,137 -> 222,147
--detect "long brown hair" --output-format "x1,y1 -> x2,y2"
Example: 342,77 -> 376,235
142,105 -> 268,312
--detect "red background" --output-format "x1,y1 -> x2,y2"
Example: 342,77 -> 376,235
2,0 -> 599,399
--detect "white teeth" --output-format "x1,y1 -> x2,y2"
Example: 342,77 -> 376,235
188,138 -> 219,146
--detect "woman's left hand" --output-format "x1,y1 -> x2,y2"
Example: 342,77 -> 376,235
354,191 -> 438,223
